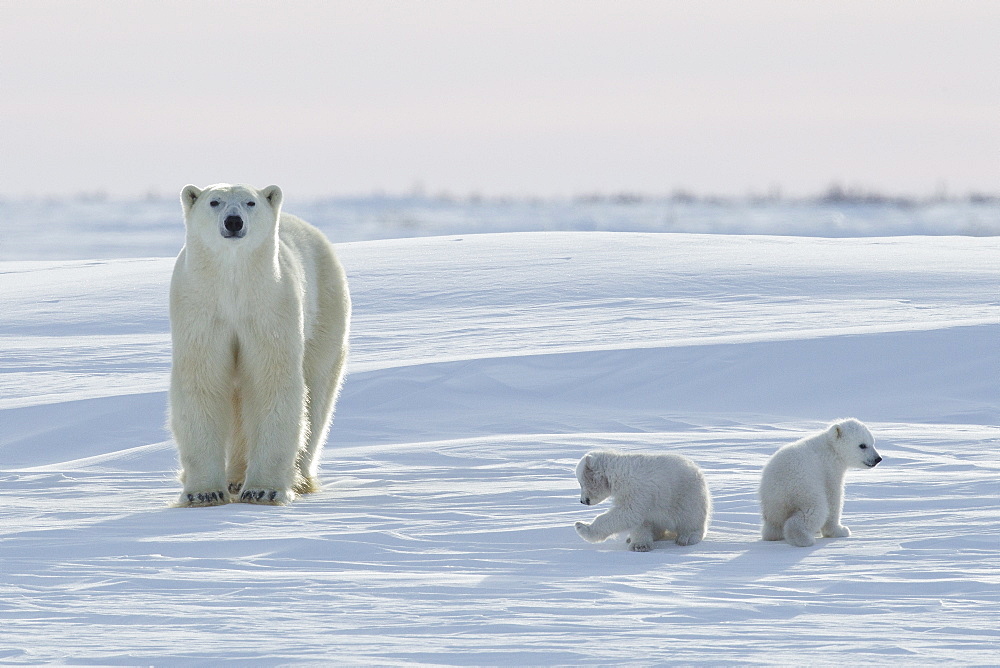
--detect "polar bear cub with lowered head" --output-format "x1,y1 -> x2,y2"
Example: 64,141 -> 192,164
169,183 -> 350,507
575,450 -> 712,551
760,418 -> 882,546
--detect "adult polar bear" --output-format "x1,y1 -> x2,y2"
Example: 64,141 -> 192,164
760,418 -> 882,546
169,184 -> 350,507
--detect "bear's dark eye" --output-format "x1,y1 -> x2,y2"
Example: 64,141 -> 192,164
247,201 -> 256,207
859,444 -> 868,449
210,200 -> 220,208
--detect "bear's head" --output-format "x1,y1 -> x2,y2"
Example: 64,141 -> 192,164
576,450 -> 613,505
828,418 -> 882,469
180,183 -> 283,250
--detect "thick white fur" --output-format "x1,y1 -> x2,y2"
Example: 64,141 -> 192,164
169,183 -> 350,507
574,450 -> 712,551
759,418 -> 882,546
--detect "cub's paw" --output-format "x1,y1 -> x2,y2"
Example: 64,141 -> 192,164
627,538 -> 653,552
822,525 -> 851,538
238,488 -> 291,505
675,533 -> 702,547
575,521 -> 598,542
176,490 -> 228,507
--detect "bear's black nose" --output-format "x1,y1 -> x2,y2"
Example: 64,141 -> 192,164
224,215 -> 244,233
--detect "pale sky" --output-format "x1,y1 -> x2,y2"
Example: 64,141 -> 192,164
1,0 -> 997,199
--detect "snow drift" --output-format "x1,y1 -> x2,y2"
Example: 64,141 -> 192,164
1,232 -> 998,665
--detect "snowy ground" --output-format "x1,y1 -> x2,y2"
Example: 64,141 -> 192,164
1,229 -> 998,665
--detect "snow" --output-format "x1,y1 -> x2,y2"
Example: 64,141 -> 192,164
1,220 -> 999,664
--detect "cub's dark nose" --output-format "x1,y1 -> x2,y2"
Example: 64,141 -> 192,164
224,215 -> 244,233
873,456 -> 883,465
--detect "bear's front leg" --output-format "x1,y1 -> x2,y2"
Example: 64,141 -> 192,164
575,507 -> 634,544
236,339 -> 308,506
821,488 -> 850,538
761,520 -> 784,541
169,355 -> 232,508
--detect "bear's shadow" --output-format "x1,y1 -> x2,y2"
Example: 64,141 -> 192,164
717,541 -> 820,580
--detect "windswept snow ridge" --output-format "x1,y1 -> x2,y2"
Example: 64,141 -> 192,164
1,232 -> 998,665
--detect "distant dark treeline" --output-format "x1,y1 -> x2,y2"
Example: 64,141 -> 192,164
572,186 -> 1000,208
6,185 -> 999,207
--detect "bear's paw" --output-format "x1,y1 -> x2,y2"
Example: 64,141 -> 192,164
675,533 -> 702,547
239,488 -> 290,505
575,521 -> 598,542
627,538 -> 653,552
177,490 -> 228,507
822,524 -> 851,538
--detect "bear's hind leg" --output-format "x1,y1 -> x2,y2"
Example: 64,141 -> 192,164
626,523 -> 656,552
296,346 -> 348,495
783,510 -> 820,547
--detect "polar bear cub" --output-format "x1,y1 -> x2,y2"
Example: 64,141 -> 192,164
169,183 -> 350,507
574,450 -> 712,551
760,418 -> 882,546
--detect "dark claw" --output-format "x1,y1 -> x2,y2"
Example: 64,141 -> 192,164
186,490 -> 225,506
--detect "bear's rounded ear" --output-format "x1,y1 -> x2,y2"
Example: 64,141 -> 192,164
262,185 -> 283,210
181,185 -> 202,214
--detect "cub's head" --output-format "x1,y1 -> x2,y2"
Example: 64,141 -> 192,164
180,183 -> 283,248
576,450 -> 612,505
828,418 -> 882,469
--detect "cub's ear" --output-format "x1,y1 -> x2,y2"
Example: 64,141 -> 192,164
829,418 -> 855,440
262,185 -> 283,210
181,185 -> 202,214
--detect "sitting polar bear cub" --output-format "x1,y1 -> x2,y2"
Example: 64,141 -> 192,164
760,418 -> 882,546
169,183 -> 350,507
575,450 -> 712,551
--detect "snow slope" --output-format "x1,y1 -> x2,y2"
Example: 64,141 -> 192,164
1,232 -> 998,665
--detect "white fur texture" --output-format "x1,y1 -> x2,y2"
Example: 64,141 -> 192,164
759,418 -> 882,546
169,183 -> 350,507
574,450 -> 712,551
